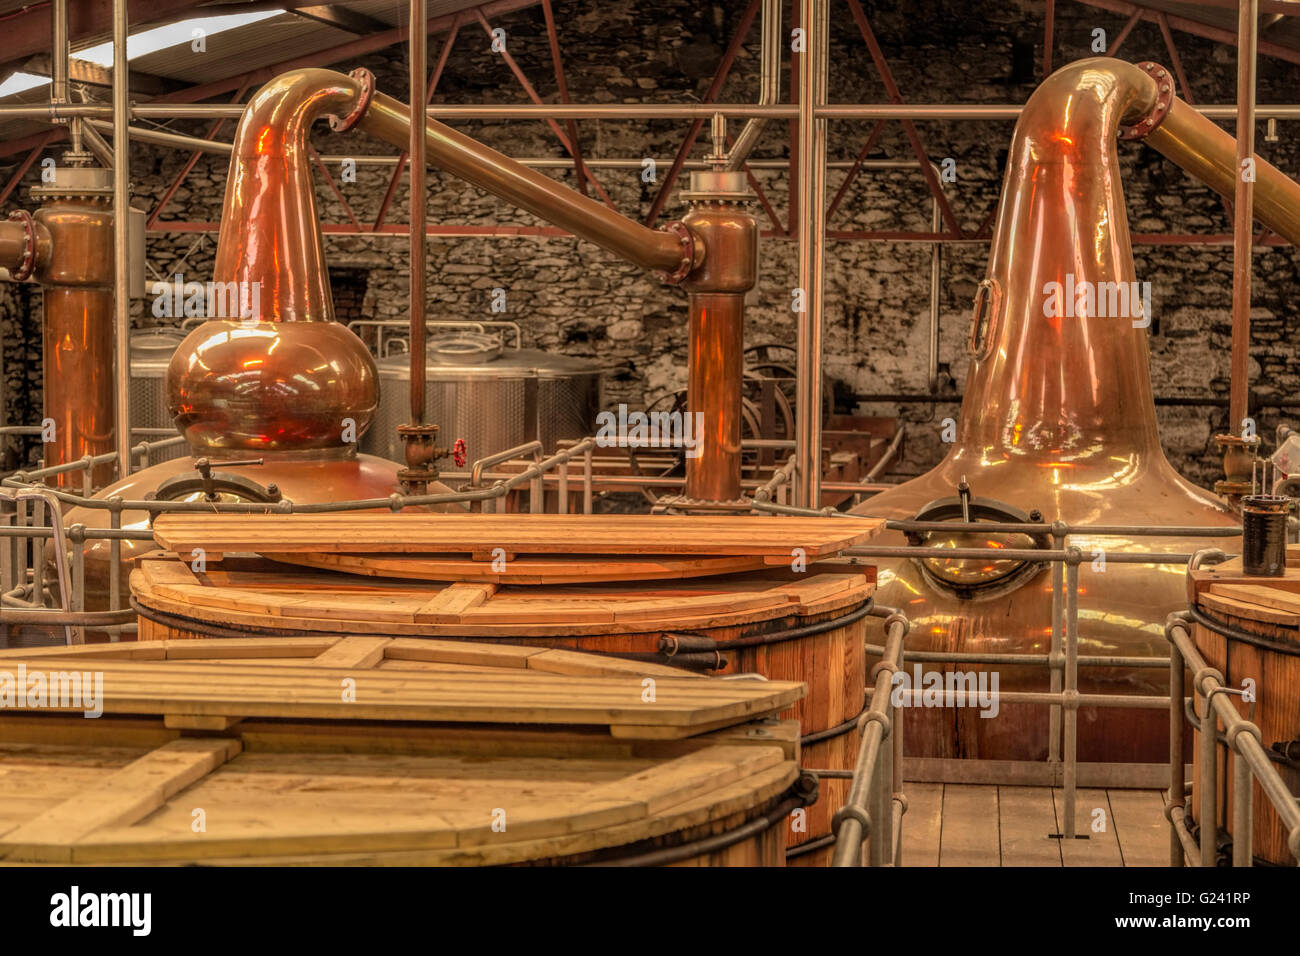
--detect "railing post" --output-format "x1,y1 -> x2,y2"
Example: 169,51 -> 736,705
1062,548 -> 1080,838
1232,740 -> 1253,867
1199,687 -> 1218,866
1169,623 -> 1186,866
1048,524 -> 1065,767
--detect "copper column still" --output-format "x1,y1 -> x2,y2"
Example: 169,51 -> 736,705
852,58 -> 1300,765
0,167 -> 117,488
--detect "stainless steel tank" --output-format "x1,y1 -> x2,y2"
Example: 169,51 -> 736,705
128,329 -> 186,467
365,335 -> 605,464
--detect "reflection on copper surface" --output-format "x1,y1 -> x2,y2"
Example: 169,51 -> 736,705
852,59 -> 1240,764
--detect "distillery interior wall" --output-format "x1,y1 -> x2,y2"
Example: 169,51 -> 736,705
1,0 -> 1297,488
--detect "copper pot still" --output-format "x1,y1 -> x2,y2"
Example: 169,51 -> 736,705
65,70 -> 459,612
852,59 -> 1246,764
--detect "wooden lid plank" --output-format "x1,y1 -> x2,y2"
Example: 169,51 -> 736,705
153,514 -> 885,559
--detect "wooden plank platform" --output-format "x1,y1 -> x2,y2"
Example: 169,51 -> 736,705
902,784 -> 1171,867
0,638 -> 804,741
152,514 -> 886,559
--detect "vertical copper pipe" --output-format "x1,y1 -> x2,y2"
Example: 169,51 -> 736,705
1230,0 -> 1259,431
681,194 -> 757,502
686,294 -> 745,501
34,199 -> 116,488
409,0 -> 427,425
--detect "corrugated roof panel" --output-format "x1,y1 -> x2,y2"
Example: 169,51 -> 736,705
119,15 -> 355,83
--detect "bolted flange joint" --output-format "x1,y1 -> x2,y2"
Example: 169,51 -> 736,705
6,210 -> 37,281
330,67 -> 378,133
1119,62 -> 1176,141
655,220 -> 696,285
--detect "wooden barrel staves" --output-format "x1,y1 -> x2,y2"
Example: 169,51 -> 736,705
1189,551 -> 1300,866
0,638 -> 808,866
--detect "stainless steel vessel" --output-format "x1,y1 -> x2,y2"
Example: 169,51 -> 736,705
128,329 -> 187,467
364,339 -> 604,464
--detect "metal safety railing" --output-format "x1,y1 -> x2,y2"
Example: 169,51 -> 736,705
831,603 -> 908,866
1,427 -> 1281,872
1163,550 -> 1300,867
739,494 -> 1247,861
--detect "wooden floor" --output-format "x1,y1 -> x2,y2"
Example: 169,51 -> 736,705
901,784 -> 1171,866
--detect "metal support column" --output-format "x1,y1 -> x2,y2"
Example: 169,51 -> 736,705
112,0 -> 131,480
1229,0 -> 1259,429
794,0 -> 827,507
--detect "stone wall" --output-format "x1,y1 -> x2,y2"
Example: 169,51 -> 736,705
2,0 -> 1298,488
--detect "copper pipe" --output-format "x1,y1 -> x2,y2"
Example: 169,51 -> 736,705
1144,99 -> 1300,247
409,0 -> 427,425
356,89 -> 691,275
686,294 -> 745,501
0,219 -> 50,273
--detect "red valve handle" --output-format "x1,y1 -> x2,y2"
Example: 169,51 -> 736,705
452,438 -> 466,468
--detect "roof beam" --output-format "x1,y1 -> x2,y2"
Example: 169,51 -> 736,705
1,0 -> 205,69
1071,0 -> 1300,67
289,5 -> 392,36
21,53 -> 181,96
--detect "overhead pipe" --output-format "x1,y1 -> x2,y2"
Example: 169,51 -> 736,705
15,101 -> 1300,122
353,82 -> 695,276
79,123 -> 116,167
